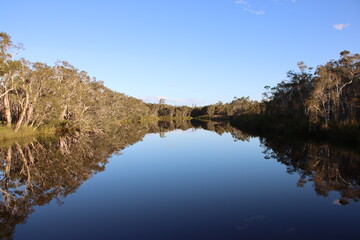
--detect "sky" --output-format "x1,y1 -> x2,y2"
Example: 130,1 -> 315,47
1,0 -> 359,106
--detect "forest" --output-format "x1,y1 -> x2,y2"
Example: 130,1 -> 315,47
1,32 -> 359,144
231,52 -> 360,145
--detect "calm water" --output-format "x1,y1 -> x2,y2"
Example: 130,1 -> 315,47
1,122 -> 360,240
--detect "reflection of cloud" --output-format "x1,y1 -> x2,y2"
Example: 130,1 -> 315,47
141,96 -> 203,106
286,227 -> 296,233
333,23 -> 350,30
236,215 -> 266,230
333,199 -> 341,205
237,225 -> 248,230
169,129 -> 189,135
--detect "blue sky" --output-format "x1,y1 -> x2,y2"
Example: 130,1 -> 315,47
1,0 -> 359,106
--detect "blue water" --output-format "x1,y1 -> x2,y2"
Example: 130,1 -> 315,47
12,129 -> 360,240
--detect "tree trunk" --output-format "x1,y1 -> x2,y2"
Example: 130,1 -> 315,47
3,92 -> 12,127
5,147 -> 12,178
14,91 -> 30,132
23,105 -> 33,126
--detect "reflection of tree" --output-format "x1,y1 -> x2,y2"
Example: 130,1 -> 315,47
0,120 -> 202,239
230,128 -> 251,142
0,136 -> 109,240
190,119 -> 251,142
260,137 -> 360,205
7,120 -> 354,239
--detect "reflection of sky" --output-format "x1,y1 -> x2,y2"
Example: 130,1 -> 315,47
15,129 -> 360,240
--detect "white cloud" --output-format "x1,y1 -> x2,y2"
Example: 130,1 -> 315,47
244,8 -> 266,15
141,96 -> 167,103
141,96 -> 203,106
272,0 -> 297,3
237,0 -> 296,15
333,23 -> 350,30
235,0 -> 265,15
236,0 -> 250,7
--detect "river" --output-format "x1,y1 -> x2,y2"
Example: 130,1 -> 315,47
1,121 -> 359,239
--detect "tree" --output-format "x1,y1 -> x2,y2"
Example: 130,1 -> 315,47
307,51 -> 360,125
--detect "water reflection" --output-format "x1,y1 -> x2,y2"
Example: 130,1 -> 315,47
0,120 -> 195,240
0,120 -> 359,239
260,137 -> 360,205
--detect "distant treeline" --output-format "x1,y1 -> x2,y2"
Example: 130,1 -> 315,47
194,51 -> 359,128
161,50 -> 359,131
190,96 -> 261,118
194,51 -> 360,144
146,96 -> 260,119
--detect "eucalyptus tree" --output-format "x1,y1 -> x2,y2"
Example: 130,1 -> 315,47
307,51 -> 360,125
263,62 -> 314,119
0,32 -> 22,128
0,32 -> 152,133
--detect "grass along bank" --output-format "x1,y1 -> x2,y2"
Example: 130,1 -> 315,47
0,125 -> 55,142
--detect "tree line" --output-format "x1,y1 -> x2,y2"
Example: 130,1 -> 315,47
147,50 -> 360,131
0,32 -> 151,134
262,51 -> 360,126
1,32 -> 359,139
194,51 -> 359,144
190,96 -> 260,119
146,96 -> 260,120
0,31 -> 258,135
0,32 -> 205,135
194,51 -> 359,131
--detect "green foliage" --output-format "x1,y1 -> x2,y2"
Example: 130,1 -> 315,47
0,33 -> 150,134
147,103 -> 192,119
263,51 -> 360,127
190,97 -> 260,118
1,32 -> 358,143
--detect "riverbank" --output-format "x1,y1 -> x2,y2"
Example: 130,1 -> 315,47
229,114 -> 360,148
0,125 -> 55,142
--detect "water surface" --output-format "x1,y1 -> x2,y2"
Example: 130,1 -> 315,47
1,122 -> 359,239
